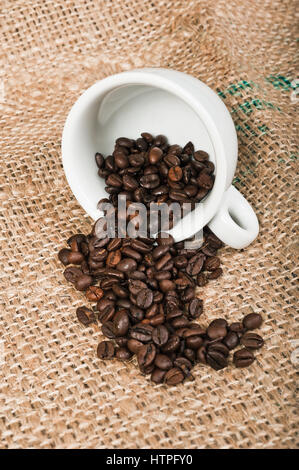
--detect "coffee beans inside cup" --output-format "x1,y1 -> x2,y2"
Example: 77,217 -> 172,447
58,133 -> 264,385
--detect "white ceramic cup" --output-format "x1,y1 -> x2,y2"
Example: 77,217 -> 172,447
62,68 -> 259,249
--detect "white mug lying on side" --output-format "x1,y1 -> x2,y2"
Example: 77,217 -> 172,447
62,68 -> 259,249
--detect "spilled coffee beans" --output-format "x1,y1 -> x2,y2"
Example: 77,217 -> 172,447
58,133 -> 264,385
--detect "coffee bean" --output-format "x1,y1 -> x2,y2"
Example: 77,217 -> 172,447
233,348 -> 255,367
130,324 -> 153,343
148,146 -> 163,165
102,321 -> 116,339
115,347 -> 132,360
240,332 -> 264,349
204,256 -> 220,271
164,367 -> 184,385
107,238 -> 122,251
140,174 -> 160,189
95,152 -> 104,168
115,137 -> 134,148
207,319 -> 227,340
127,338 -> 143,353
196,345 -> 207,364
243,313 -> 262,330
76,306 -> 96,326
206,349 -> 228,370
229,322 -> 245,335
152,325 -> 169,346
116,258 -> 137,273
123,174 -> 139,191
188,298 -> 203,319
130,239 -> 152,253
137,343 -> 156,369
194,150 -> 209,161
113,310 -> 130,336
136,288 -> 153,309
114,151 -> 129,169
63,266 -> 82,284
154,353 -> 172,370
152,245 -> 169,260
85,286 -> 104,301
151,368 -> 166,384
168,166 -> 183,182
96,341 -> 115,360
206,268 -> 223,279
223,331 -> 239,350
106,174 -> 122,188
75,274 -> 93,291
161,334 -> 180,353
106,250 -> 122,267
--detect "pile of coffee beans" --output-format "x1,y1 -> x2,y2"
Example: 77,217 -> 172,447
58,133 -> 264,385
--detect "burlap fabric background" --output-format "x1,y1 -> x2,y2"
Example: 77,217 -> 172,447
0,0 -> 298,449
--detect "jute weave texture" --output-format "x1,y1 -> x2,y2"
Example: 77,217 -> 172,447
0,0 -> 297,448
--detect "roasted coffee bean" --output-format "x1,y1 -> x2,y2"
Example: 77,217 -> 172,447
85,286 -> 104,301
129,305 -> 144,323
188,298 -> 203,319
229,322 -> 245,336
63,266 -> 82,284
112,284 -> 129,298
174,357 -> 193,377
196,345 -> 207,364
102,321 -> 116,339
95,152 -> 104,168
243,313 -> 262,330
130,239 -> 152,253
164,367 -> 184,385
148,146 -> 163,165
107,238 -> 122,251
206,349 -> 228,370
207,319 -> 228,340
194,150 -> 209,161
115,347 -> 132,360
233,348 -> 255,367
122,246 -> 142,262
75,274 -> 94,291
113,310 -> 130,336
136,288 -> 153,309
204,256 -> 220,271
130,324 -> 153,343
128,279 -> 147,295
106,250 -> 122,267
155,252 -> 172,270
106,173 -> 122,188
58,248 -> 72,266
141,132 -> 153,143
114,151 -> 129,169
122,174 -> 139,191
240,332 -> 264,349
154,354 -> 172,370
116,137 -> 134,148
187,253 -> 205,276
76,306 -> 96,326
159,280 -> 176,292
137,343 -> 156,369
140,174 -> 160,189
98,304 -> 116,324
127,338 -> 143,354
152,245 -> 169,260
152,325 -> 169,346
151,368 -> 166,384
223,331 -> 239,350
97,341 -> 115,359
116,258 -> 137,273
161,334 -> 180,353
168,166 -> 183,182
206,268 -> 223,279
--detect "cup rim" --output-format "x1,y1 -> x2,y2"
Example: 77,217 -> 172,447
62,69 -> 227,238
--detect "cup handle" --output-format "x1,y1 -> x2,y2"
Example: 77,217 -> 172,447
208,185 -> 259,249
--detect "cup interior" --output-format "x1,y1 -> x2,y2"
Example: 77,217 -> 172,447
63,80 -> 216,221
